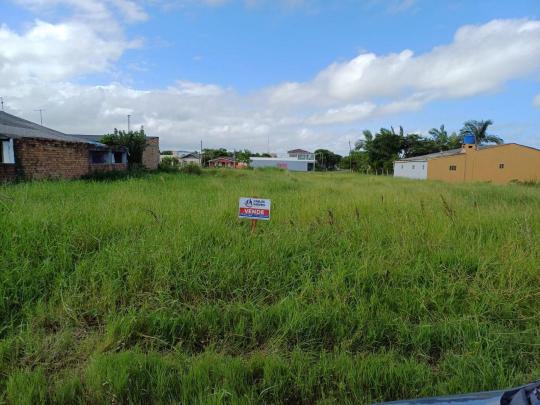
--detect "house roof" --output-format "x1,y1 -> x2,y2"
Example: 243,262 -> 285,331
179,152 -> 200,159
0,111 -> 101,144
71,134 -> 159,142
395,149 -> 463,162
287,148 -> 311,154
209,157 -> 235,162
395,143 -> 540,164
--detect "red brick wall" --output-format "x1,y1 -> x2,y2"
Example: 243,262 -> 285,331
0,164 -> 16,182
90,163 -> 128,173
142,137 -> 160,170
15,138 -> 91,180
12,138 -> 127,181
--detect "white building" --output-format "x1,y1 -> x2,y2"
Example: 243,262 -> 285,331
393,149 -> 461,180
250,149 -> 316,172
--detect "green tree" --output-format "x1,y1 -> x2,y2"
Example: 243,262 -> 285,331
340,151 -> 370,172
459,120 -> 503,145
314,149 -> 342,171
428,125 -> 451,151
234,149 -> 254,163
402,133 -> 440,158
101,127 -> 147,167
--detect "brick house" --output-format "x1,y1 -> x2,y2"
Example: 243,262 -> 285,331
72,134 -> 160,170
0,111 -> 129,182
208,157 -> 247,169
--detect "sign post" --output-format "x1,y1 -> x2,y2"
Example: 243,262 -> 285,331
239,197 -> 271,233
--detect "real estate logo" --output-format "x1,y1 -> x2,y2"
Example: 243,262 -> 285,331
239,197 -> 271,221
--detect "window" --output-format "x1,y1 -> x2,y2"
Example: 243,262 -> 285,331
1,139 -> 15,164
90,151 -> 109,164
499,163 -> 505,169
113,151 -> 125,164
401,165 -> 404,169
412,165 -> 415,169
422,165 -> 425,170
449,165 -> 457,171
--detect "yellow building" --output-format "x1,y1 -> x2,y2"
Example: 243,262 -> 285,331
394,142 -> 540,184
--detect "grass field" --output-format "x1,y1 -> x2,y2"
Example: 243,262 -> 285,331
1,169 -> 539,404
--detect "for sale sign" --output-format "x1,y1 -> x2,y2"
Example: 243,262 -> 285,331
239,198 -> 271,221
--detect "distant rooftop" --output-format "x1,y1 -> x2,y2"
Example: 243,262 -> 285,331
288,148 -> 311,154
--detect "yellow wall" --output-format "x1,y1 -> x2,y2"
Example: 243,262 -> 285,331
427,144 -> 540,184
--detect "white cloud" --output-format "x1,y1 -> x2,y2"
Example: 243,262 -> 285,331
306,103 -> 377,125
2,8 -> 540,153
269,19 -> 540,109
0,20 -> 137,85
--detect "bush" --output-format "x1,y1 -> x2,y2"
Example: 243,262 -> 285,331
159,156 -> 181,172
81,168 -> 148,182
179,163 -> 202,175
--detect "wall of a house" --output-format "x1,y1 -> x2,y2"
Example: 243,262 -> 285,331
393,161 -> 428,179
142,137 -> 160,170
250,159 -> 311,172
428,144 -> 540,184
427,154 -> 466,183
465,144 -> 540,183
180,157 -> 200,166
0,164 -> 16,181
10,138 -> 127,181
15,138 -> 91,180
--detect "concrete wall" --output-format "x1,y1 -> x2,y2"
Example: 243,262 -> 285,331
142,137 -> 160,170
393,160 -> 428,180
428,144 -> 540,184
250,159 -> 312,172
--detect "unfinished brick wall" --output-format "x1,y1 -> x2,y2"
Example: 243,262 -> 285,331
89,163 -> 128,173
0,164 -> 16,182
12,138 -> 127,181
142,137 -> 160,170
15,138 -> 90,180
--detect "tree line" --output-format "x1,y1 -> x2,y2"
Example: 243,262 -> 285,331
159,119 -> 501,173
341,119 -> 502,173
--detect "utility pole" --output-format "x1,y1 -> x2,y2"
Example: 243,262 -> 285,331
127,115 -> 131,132
348,140 -> 352,172
267,134 -> 270,155
0,97 -> 4,111
35,109 -> 45,125
200,140 -> 203,167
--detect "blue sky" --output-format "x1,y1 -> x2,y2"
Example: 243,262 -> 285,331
1,0 -> 539,153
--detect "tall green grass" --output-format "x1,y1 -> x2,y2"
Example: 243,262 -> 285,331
1,170 -> 539,403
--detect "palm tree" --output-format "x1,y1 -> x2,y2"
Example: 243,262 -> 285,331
459,120 -> 503,145
429,125 -> 449,151
355,129 -> 373,150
